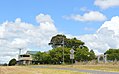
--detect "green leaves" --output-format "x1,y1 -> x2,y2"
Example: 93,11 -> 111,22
49,47 -> 70,64
105,49 -> 119,61
33,34 -> 96,64
8,58 -> 17,66
75,47 -> 95,61
49,34 -> 84,49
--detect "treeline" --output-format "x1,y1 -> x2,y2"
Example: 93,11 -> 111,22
105,49 -> 119,61
8,34 -> 119,65
33,34 -> 96,64
33,47 -> 96,64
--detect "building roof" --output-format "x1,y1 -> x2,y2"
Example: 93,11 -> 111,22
26,51 -> 39,55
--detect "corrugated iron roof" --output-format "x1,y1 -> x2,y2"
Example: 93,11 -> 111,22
26,51 -> 39,55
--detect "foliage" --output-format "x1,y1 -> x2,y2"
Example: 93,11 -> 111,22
89,50 -> 96,60
49,34 -> 84,49
42,52 -> 52,64
33,51 -> 42,62
49,47 -> 70,64
33,51 -> 52,64
3,63 -> 7,66
49,34 -> 67,48
33,34 -> 96,64
66,38 -> 84,49
105,49 -> 119,61
8,58 -> 17,66
75,47 -> 96,62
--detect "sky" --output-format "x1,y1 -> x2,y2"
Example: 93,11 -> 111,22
1,0 -> 119,63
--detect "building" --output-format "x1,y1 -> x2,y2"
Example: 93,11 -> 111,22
18,54 -> 32,65
18,51 -> 39,65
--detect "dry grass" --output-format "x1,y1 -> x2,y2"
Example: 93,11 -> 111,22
0,66 -> 85,74
41,64 -> 119,72
71,65 -> 119,72
0,64 -> 119,74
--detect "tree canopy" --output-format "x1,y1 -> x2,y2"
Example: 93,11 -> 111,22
49,34 -> 66,48
33,34 -> 96,64
49,34 -> 84,49
75,47 -> 95,61
105,49 -> 119,61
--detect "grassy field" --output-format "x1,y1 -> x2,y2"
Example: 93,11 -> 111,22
0,66 -> 85,74
0,64 -> 119,74
41,64 -> 119,72
72,65 -> 119,72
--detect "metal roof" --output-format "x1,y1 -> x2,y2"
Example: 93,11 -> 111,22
26,51 -> 39,55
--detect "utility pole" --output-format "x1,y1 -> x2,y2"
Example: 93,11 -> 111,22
62,37 -> 64,64
18,48 -> 22,60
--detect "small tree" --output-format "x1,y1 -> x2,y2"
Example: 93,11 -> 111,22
89,50 -> 96,60
105,49 -> 119,61
8,58 -> 17,66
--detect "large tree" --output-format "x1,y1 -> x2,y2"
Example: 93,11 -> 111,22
48,34 -> 95,63
49,34 -> 84,49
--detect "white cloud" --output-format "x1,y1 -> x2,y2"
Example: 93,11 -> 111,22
78,16 -> 119,55
36,14 -> 54,23
0,14 -> 57,64
64,11 -> 107,22
15,18 -> 22,23
94,0 -> 119,9
10,38 -> 29,48
84,27 -> 95,31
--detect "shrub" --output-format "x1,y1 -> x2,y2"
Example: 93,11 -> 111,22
8,58 -> 17,66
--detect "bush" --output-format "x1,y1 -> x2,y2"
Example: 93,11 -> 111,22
3,63 -> 7,66
8,58 -> 17,66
